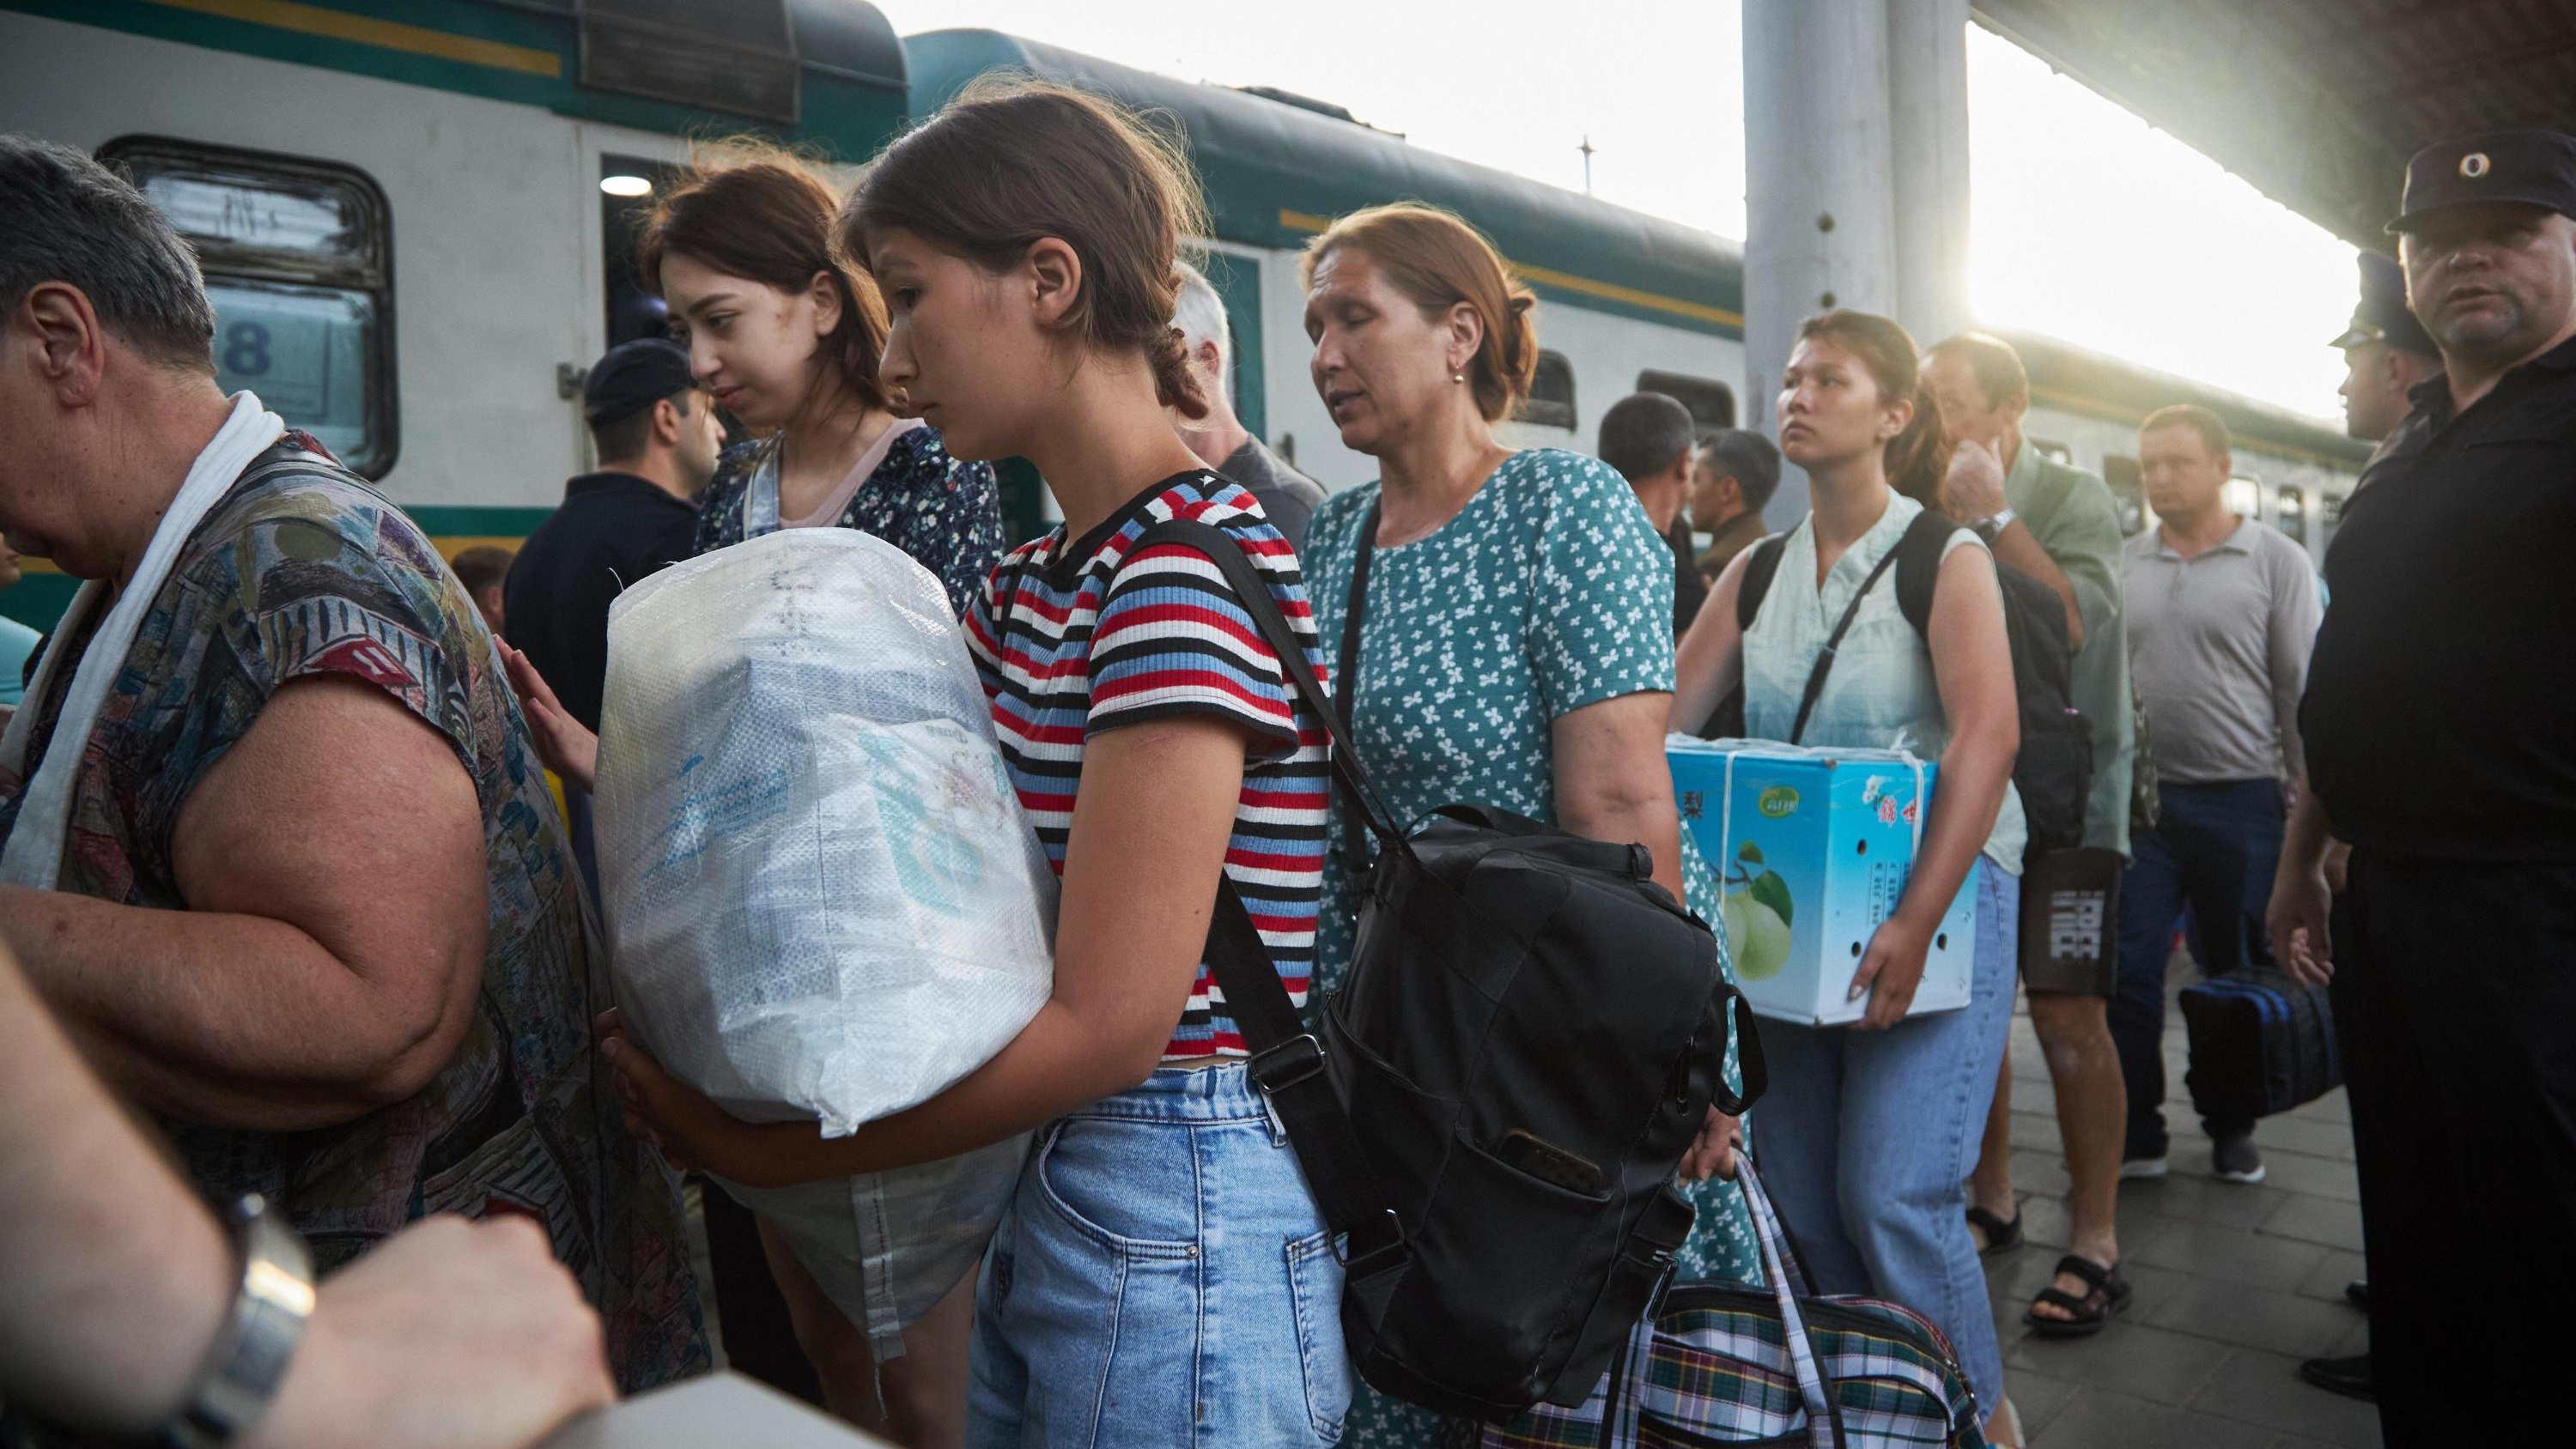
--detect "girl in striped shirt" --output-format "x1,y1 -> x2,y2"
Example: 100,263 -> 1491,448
602,80 -> 1349,1447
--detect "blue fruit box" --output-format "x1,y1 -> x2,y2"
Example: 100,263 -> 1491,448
1668,737 -> 1978,1027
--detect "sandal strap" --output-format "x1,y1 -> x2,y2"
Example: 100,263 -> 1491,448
2052,1253 -> 2116,1291
2030,1286 -> 2098,1314
1965,1205 -> 2020,1238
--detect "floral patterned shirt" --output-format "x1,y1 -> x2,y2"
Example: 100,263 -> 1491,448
1300,448 -> 1765,1448
0,436 -> 706,1391
692,423 -> 1005,615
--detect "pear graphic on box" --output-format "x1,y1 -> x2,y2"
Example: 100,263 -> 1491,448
1669,738 -> 1978,1027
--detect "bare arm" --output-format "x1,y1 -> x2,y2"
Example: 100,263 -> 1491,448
0,938 -> 615,1449
0,676 -> 489,1129
1849,543 -> 2020,1028
1670,547 -> 1756,736
606,715 -> 1249,1187
1554,690 -> 1687,903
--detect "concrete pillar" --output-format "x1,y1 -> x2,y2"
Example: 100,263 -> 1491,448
1887,0 -> 1973,350
1740,0 -> 1970,524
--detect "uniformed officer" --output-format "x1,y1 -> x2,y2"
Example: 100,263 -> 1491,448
2271,129 -> 2576,1446
2293,248 -> 2445,1410
2332,250 -> 2442,446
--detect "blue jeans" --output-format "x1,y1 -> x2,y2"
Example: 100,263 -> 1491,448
1747,864 -> 2016,1418
2109,779 -> 2283,1155
967,1064 -> 1350,1448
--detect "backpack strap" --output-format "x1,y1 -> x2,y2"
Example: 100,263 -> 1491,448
1888,507 -> 1960,645
1130,516 -> 1412,1285
1733,533 -> 1789,632
1785,539 -> 1908,746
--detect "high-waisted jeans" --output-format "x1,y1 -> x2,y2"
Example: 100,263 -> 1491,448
967,1064 -> 1350,1447
1747,864 -> 2018,1417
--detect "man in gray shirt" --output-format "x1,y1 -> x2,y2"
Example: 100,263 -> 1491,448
2115,404 -> 2321,1188
1172,263 -> 1326,549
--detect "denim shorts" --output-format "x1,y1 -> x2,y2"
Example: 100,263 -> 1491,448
966,1064 -> 1351,1447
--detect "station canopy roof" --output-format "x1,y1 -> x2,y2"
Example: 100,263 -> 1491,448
1973,0 -> 2576,249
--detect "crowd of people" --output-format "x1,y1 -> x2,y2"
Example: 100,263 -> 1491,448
0,79 -> 2568,1449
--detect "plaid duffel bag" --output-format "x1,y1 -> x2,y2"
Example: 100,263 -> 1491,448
1482,1157 -> 1982,1448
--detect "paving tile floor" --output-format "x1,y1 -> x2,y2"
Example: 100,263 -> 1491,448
1987,960 -> 2379,1448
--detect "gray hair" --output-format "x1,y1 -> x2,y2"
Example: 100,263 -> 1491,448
0,135 -> 216,370
1171,260 -> 1230,380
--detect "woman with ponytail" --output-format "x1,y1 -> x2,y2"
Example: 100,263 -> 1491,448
588,80 -> 1351,1448
1295,203 -> 1764,1449
1673,309 -> 2027,1445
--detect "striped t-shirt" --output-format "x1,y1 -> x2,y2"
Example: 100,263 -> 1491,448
963,470 -> 1332,1062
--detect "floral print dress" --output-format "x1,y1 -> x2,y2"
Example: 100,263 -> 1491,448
1302,449 -> 1766,1449
692,422 -> 1004,613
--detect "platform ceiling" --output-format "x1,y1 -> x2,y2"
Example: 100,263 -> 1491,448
1972,0 -> 2576,249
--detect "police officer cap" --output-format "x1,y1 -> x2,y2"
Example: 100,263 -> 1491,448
2388,129 -> 2576,233
581,338 -> 696,426
2330,251 -> 2437,358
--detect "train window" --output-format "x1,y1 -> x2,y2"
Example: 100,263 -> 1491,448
1634,370 -> 1735,431
101,138 -> 397,479
2031,438 -> 2073,465
1516,350 -> 1577,431
2102,454 -> 2147,537
2224,476 -> 2263,519
2275,485 -> 2307,543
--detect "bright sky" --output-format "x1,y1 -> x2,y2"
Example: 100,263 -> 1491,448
874,0 -> 2355,419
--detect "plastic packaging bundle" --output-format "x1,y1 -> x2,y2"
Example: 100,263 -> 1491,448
595,528 -> 1055,1355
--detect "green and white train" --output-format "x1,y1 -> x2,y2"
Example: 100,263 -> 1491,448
0,0 -> 2367,632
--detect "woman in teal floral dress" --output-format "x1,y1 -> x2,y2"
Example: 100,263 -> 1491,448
1297,203 -> 1763,1449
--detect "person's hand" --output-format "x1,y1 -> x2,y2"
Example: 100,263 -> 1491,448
2324,840 -> 2352,895
497,640 -> 598,793
242,1215 -> 614,1449
1941,437 -> 2009,524
1849,915 -> 1935,1030
1679,1107 -> 1742,1181
596,1009 -> 802,1187
2269,864 -> 2335,988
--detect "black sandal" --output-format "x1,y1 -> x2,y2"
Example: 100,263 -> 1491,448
2024,1253 -> 2131,1338
1965,1203 -> 2023,1258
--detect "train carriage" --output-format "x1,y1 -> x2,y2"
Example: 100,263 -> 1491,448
0,0 -> 2366,634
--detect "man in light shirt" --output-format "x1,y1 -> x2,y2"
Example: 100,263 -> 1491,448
2114,404 -> 2320,1187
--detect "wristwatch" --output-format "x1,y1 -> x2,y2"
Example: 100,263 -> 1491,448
1971,507 -> 2017,543
161,1194 -> 316,1448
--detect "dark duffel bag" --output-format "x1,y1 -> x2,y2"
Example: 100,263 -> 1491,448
2179,965 -> 2344,1122
1147,516 -> 1759,1424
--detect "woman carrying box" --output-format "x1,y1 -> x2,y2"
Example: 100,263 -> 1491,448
1671,310 -> 2028,1446
1295,202 -> 1761,1449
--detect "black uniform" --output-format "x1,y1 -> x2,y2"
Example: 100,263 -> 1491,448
2303,330 -> 2576,1445
501,472 -> 699,733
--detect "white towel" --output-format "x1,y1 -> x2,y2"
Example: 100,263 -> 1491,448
0,392 -> 285,889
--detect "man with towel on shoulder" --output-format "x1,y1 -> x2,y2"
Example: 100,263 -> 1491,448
0,136 -> 703,1393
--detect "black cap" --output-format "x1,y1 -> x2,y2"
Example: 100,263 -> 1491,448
2330,251 -> 2437,357
581,338 -> 696,426
2387,129 -> 2576,233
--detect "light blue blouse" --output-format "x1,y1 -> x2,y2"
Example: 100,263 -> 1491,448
1742,491 -> 2026,874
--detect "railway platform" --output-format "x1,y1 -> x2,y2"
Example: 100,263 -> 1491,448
1988,958 -> 2377,1448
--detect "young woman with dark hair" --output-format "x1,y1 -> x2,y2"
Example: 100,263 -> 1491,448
594,81 -> 1350,1449
1672,309 -> 2027,1446
500,140 -> 1005,1448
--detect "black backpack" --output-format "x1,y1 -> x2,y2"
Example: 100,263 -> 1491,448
1710,510 -> 2093,856
1143,516 -> 1763,1422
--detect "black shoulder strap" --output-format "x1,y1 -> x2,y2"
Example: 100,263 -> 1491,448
1888,508 -> 1958,645
1128,514 -> 1409,1281
1335,502 -> 1380,882
1734,533 -> 1789,632
1785,537 -> 1908,745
